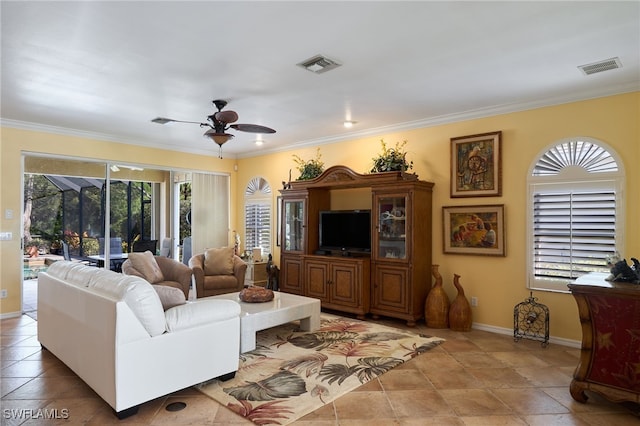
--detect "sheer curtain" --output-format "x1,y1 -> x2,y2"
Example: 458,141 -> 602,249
191,172 -> 230,255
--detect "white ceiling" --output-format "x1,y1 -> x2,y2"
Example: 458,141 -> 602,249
2,1 -> 639,159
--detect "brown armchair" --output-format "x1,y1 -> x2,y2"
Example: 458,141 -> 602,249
189,247 -> 247,298
122,253 -> 192,298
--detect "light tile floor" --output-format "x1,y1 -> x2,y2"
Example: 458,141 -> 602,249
2,280 -> 638,425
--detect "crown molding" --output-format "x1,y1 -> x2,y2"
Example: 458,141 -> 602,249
2,83 -> 637,160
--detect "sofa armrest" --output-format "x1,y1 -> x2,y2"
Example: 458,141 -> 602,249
165,299 -> 240,332
188,254 -> 205,298
233,256 -> 248,288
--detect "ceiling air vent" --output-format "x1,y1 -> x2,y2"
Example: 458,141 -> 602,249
297,54 -> 342,74
578,57 -> 622,75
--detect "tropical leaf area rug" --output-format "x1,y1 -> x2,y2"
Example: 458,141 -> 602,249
196,313 -> 444,425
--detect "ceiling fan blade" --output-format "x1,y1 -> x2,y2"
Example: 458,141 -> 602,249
231,123 -> 276,134
151,117 -> 205,125
213,110 -> 239,124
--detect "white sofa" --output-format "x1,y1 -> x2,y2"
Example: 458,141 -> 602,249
37,261 -> 241,418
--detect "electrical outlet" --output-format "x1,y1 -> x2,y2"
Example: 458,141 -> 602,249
471,296 -> 478,307
0,289 -> 7,299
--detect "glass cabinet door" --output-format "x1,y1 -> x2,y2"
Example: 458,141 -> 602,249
375,195 -> 407,260
283,199 -> 305,252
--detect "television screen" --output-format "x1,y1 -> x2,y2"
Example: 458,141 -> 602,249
319,210 -> 371,253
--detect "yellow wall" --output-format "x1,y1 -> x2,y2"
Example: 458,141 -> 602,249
235,92 -> 639,342
2,93 -> 638,343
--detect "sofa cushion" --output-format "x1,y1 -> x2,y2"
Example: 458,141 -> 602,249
125,251 -> 165,284
204,247 -> 234,276
87,273 -> 166,337
46,261 -> 96,285
165,299 -> 240,332
152,285 -> 186,310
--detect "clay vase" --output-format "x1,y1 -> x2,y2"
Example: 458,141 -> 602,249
449,274 -> 472,332
425,265 -> 450,328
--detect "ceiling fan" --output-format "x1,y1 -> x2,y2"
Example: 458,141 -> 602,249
151,99 -> 276,158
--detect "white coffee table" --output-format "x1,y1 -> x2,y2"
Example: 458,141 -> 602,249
209,291 -> 321,353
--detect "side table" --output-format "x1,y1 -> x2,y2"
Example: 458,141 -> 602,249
568,272 -> 640,406
245,261 -> 268,287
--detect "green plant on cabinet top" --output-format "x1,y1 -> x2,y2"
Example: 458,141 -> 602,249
370,139 -> 413,173
293,147 -> 324,180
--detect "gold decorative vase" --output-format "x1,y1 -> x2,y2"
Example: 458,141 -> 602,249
425,265 -> 450,328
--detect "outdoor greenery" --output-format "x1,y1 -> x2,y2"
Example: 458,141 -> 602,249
179,182 -> 191,244
23,174 -> 152,256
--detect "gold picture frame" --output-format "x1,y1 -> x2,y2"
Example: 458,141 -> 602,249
451,131 -> 502,197
443,204 -> 505,256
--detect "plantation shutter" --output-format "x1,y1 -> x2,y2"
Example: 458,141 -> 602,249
528,139 -> 623,292
245,201 -> 271,255
533,189 -> 616,281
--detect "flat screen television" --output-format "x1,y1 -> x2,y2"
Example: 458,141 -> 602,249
319,210 -> 371,254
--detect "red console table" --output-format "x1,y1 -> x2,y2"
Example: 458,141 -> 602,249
568,272 -> 640,406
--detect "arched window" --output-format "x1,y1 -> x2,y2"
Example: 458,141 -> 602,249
527,138 -> 624,292
244,177 -> 272,257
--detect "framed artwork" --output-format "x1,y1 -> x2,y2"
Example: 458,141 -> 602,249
450,131 -> 502,197
443,204 -> 505,256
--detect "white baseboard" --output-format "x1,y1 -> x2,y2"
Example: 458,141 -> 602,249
1,311 -> 23,320
472,322 -> 581,349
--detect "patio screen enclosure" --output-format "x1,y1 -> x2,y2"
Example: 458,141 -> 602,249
25,174 -> 153,257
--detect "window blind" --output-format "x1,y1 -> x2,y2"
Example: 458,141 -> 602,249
533,190 -> 616,281
245,201 -> 271,255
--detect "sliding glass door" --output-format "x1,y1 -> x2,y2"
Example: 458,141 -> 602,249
23,155 -> 169,266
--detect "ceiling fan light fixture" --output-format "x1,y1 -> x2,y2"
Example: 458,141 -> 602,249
343,120 -> 356,128
203,129 -> 234,146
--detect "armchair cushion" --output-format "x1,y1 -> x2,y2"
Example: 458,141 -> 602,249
125,251 -> 164,284
152,285 -> 186,310
204,246 -> 234,275
190,252 -> 247,298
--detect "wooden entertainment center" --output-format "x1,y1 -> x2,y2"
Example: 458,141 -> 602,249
279,165 -> 434,325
